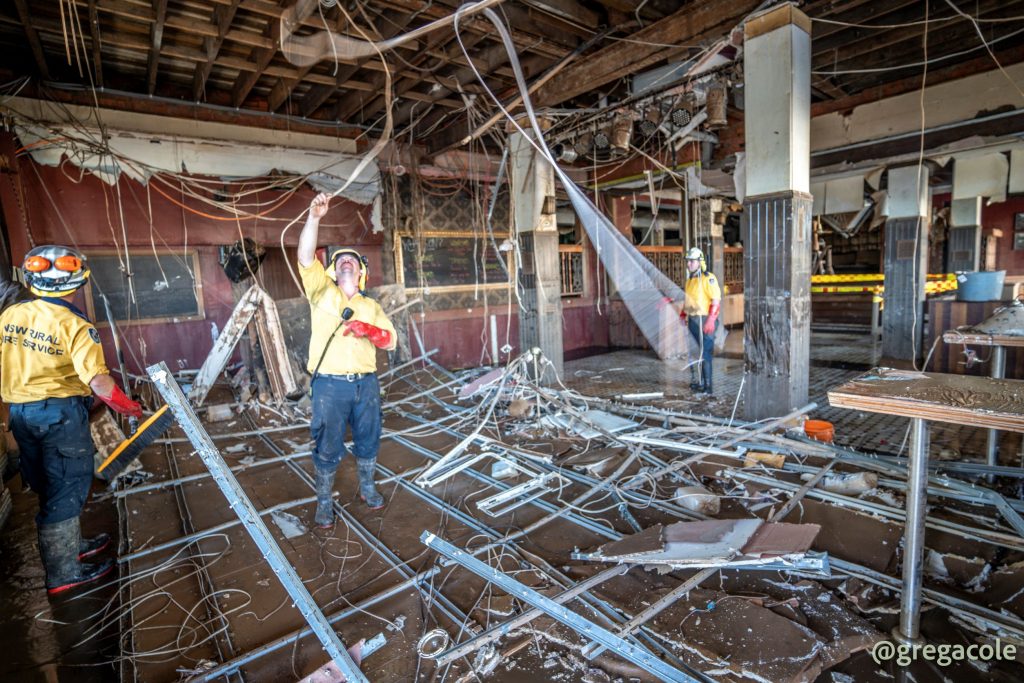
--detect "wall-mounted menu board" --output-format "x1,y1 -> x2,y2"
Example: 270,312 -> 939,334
398,232 -> 512,291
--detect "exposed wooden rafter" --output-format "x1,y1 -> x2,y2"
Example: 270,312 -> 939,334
146,0 -> 169,95
193,0 -> 242,101
12,0 -> 51,80
533,0 -> 761,107
344,32 -> 488,126
87,0 -> 104,88
293,8 -> 415,119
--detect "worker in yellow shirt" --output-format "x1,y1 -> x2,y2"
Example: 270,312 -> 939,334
1,245 -> 142,594
681,247 -> 722,395
297,193 -> 397,526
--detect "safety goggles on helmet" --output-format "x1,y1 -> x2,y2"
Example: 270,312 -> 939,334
21,245 -> 91,297
24,254 -> 83,273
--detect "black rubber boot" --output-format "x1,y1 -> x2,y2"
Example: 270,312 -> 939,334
39,518 -> 115,595
313,467 -> 336,528
357,458 -> 384,510
79,532 -> 111,560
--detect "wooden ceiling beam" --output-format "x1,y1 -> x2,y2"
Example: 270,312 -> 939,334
809,0 -> 920,44
390,38 -> 508,127
373,0 -> 567,59
230,0 -> 303,109
344,32 -> 488,124
87,0 -> 104,87
146,0 -> 169,94
533,0 -> 760,107
816,6 -> 1024,80
193,0 -> 242,100
289,8 -> 412,118
12,0 -> 51,80
811,44 -> 1024,118
521,0 -> 599,28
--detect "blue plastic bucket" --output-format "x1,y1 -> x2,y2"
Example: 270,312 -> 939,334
956,270 -> 1006,302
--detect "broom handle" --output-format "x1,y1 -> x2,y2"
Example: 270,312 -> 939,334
100,294 -> 138,434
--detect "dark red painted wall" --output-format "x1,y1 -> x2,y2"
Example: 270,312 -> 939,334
933,192 -> 1024,276
0,132 -> 376,374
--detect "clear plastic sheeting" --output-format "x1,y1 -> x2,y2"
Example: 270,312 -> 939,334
458,8 -> 694,361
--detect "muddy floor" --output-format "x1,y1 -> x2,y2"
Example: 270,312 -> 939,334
3,340 -> 1024,682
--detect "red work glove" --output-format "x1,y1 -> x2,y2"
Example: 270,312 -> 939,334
97,384 -> 143,419
343,320 -> 392,349
703,302 -> 720,336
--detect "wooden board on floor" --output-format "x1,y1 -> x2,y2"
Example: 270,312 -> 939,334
942,331 -> 1024,348
827,367 -> 1024,431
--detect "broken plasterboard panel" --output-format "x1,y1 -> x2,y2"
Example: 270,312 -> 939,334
458,366 -> 505,400
577,519 -> 824,572
542,410 -> 640,439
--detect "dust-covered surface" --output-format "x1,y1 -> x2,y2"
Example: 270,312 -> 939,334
5,348 -> 1024,683
828,368 -> 1024,429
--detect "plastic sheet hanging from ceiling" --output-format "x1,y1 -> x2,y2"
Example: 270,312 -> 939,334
454,6 -> 695,360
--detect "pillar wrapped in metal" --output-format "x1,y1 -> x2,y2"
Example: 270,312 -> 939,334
947,226 -> 981,273
947,197 -> 983,272
882,164 -> 931,363
742,4 -> 811,421
509,125 -> 563,381
882,217 -> 929,361
742,191 -> 812,420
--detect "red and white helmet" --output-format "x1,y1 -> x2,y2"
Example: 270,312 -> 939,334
22,245 -> 91,296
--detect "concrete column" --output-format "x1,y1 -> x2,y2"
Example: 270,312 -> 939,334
882,164 -> 931,363
741,4 -> 812,420
947,197 -> 982,272
509,123 -> 563,381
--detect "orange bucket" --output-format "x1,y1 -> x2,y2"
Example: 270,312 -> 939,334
804,419 -> 834,443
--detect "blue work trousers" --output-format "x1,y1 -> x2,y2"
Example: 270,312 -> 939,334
687,316 -> 718,389
10,396 -> 94,525
310,373 -> 382,471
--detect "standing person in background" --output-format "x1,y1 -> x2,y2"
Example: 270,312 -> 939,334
1,245 -> 142,594
296,193 -> 397,527
681,247 -> 722,395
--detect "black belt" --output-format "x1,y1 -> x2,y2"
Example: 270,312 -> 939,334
318,371 -> 374,382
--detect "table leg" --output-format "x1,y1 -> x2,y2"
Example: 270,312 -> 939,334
895,416 -> 929,645
871,296 -> 881,342
986,345 -> 1006,471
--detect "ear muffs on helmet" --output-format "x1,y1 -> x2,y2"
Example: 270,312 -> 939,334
327,248 -> 368,291
22,245 -> 91,297
684,247 -> 707,274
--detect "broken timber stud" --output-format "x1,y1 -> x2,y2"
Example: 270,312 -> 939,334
189,285 -> 261,407
147,361 -> 368,683
420,531 -> 700,683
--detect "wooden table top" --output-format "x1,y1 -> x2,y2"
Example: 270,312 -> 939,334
827,368 -> 1024,432
942,330 -> 1024,347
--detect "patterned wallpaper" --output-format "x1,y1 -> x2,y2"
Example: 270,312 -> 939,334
382,175 -> 513,311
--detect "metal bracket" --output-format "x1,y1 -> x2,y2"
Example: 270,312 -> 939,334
420,531 -> 699,683
147,362 -> 367,683
416,449 -> 494,488
476,472 -> 569,517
